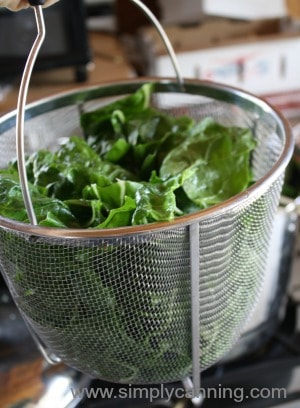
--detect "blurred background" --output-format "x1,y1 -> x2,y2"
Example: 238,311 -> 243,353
0,0 -> 300,121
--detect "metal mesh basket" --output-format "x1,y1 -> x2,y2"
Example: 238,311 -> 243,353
0,78 -> 293,385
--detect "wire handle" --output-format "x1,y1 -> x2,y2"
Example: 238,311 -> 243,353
16,4 -> 45,226
130,0 -> 184,87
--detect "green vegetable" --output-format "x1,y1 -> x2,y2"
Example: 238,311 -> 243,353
160,117 -> 255,208
0,173 -> 77,227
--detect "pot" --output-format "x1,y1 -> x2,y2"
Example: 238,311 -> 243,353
222,196 -> 299,362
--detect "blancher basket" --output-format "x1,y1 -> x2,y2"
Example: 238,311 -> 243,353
0,78 -> 294,385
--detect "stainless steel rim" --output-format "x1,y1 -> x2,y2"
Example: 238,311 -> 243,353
0,77 -> 294,238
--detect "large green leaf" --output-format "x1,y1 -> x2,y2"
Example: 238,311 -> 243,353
160,117 -> 256,208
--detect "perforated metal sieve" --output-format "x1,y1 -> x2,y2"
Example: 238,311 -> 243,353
0,0 -> 294,397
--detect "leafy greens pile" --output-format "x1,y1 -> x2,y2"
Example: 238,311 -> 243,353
0,83 -> 255,228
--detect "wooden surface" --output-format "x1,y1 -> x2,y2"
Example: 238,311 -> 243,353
0,359 -> 45,408
0,284 -> 44,408
0,31 -> 135,115
286,0 -> 300,18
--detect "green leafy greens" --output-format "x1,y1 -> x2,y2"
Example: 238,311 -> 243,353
0,83 -> 255,228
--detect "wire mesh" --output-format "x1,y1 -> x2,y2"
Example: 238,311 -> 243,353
0,79 -> 293,384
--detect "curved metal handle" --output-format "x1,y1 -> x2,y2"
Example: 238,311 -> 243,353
16,5 -> 45,225
130,0 -> 184,87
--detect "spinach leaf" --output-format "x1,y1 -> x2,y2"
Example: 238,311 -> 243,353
82,84 -> 194,179
161,117 -> 256,208
81,83 -> 154,136
0,173 -> 78,227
